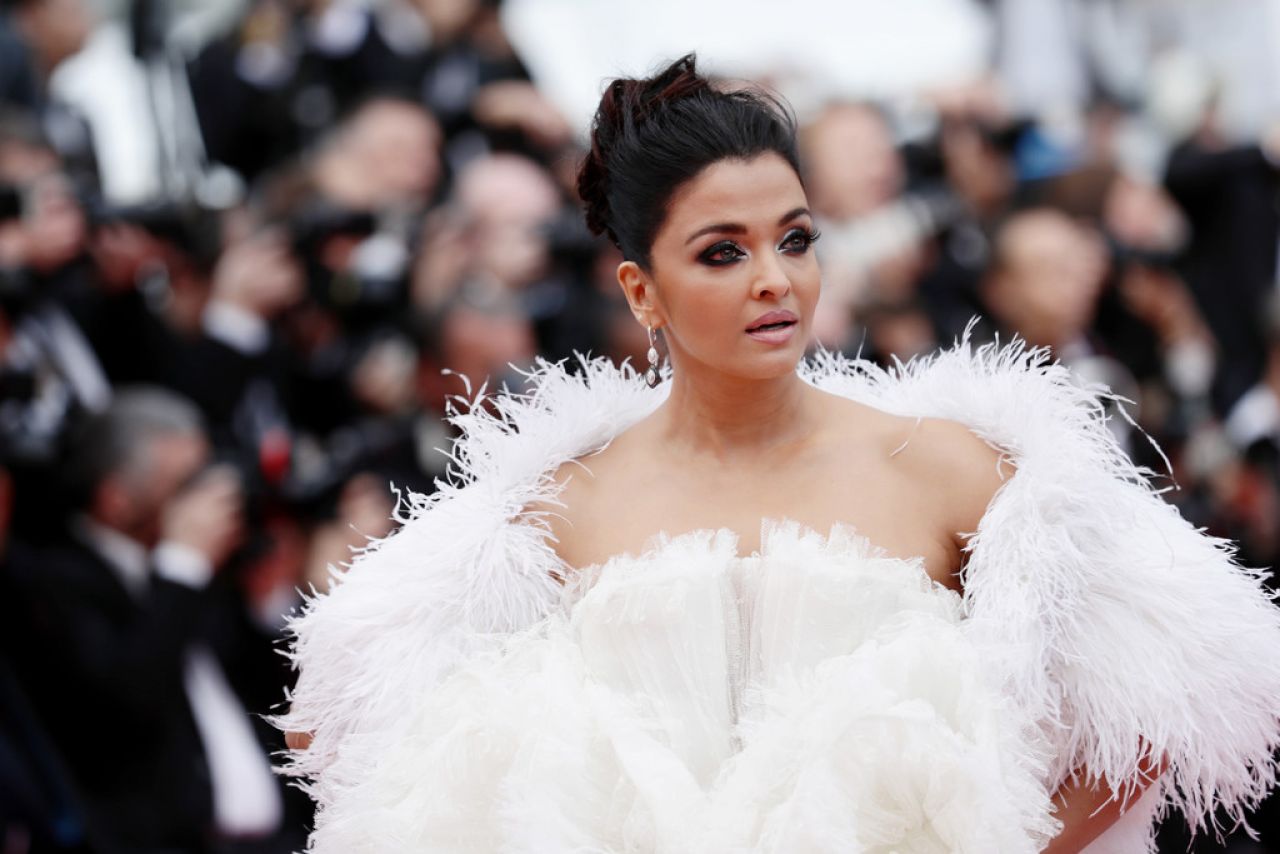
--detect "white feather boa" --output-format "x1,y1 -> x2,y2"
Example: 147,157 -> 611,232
278,339 -> 1280,853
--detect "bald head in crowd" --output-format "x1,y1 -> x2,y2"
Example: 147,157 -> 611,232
801,102 -> 904,221
984,208 -> 1109,351
313,97 -> 443,210
454,153 -> 560,290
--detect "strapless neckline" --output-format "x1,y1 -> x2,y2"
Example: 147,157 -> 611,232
561,518 -> 958,596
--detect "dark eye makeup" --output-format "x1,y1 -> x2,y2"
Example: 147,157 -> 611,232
696,226 -> 821,267
780,226 -> 821,253
698,241 -> 747,266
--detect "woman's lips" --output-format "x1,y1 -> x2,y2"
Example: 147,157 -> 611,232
746,321 -> 798,343
746,310 -> 798,343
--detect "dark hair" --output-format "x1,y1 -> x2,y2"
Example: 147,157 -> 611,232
63,387 -> 205,510
577,54 -> 801,268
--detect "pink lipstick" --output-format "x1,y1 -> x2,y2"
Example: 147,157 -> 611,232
745,310 -> 798,344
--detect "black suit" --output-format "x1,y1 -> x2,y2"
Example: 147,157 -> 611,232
0,655 -> 98,852
1164,141 -> 1280,413
0,534 -> 304,853
0,536 -> 214,851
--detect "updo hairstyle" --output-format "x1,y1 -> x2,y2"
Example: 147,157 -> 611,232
576,54 -> 801,269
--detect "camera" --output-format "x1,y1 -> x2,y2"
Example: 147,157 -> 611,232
289,204 -> 413,322
79,194 -> 224,272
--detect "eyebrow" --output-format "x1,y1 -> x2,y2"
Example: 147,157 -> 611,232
684,207 -> 811,246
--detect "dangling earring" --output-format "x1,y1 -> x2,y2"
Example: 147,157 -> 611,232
645,326 -> 662,388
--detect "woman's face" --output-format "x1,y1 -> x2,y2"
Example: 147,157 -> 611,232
630,153 -> 820,382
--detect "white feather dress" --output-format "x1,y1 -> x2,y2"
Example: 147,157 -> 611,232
278,340 -> 1280,853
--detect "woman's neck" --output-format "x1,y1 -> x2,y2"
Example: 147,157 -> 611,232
654,362 -> 817,460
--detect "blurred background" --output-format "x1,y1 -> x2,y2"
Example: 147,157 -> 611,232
0,0 -> 1278,851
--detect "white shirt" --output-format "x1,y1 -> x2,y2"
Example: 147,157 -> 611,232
1225,382 -> 1280,450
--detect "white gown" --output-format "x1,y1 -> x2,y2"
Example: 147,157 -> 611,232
278,340 -> 1280,853
380,523 -> 1054,852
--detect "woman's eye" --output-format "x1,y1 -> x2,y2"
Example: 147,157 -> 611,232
780,227 -> 820,254
699,241 -> 745,266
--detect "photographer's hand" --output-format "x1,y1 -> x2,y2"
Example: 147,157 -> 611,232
160,465 -> 246,574
411,208 -> 472,313
211,232 -> 304,321
473,81 -> 573,150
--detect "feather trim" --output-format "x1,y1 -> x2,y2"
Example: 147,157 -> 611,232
275,357 -> 665,842
279,339 -> 1280,850
801,336 -> 1280,838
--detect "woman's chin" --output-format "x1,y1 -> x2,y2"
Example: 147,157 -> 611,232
728,346 -> 807,381
669,338 -> 809,384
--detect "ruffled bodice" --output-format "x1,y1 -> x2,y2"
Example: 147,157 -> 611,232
370,522 -> 1055,853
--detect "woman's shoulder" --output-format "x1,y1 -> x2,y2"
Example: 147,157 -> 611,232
818,387 -> 1010,479
523,414 -> 659,572
528,456 -> 597,570
816,389 -> 1013,540
899,416 -> 1014,537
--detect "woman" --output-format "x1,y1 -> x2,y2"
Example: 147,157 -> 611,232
280,56 -> 1280,853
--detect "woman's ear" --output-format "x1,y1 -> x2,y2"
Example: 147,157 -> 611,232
617,261 -> 662,329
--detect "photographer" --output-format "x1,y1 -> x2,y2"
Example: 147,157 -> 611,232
0,387 -> 304,853
0,113 -> 114,543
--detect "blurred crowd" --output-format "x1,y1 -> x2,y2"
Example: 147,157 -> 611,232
0,0 -> 1278,852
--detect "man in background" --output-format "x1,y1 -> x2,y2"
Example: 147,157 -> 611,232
0,388 -> 305,853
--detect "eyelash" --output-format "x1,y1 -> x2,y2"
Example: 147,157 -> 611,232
698,227 -> 822,266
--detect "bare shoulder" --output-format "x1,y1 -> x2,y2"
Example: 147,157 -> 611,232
524,453 -> 603,571
814,391 -> 1012,538
893,417 -> 1015,536
521,421 -> 651,571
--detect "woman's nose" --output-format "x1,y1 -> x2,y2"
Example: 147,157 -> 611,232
751,253 -> 792,300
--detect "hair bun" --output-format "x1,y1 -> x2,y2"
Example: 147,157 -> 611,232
577,54 -> 708,245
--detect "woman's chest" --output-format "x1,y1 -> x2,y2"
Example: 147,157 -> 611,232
567,464 -> 961,587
